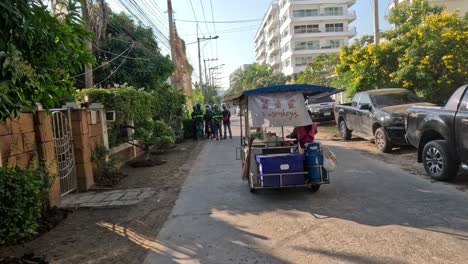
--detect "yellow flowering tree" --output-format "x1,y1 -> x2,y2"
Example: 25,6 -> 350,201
334,36 -> 399,97
389,11 -> 467,100
334,0 -> 467,102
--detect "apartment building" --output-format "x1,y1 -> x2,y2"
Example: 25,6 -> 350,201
255,0 -> 356,76
389,0 -> 468,15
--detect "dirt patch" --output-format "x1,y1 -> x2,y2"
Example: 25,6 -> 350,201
0,254 -> 48,264
129,156 -> 167,167
317,123 -> 468,191
0,140 -> 204,264
37,208 -> 70,236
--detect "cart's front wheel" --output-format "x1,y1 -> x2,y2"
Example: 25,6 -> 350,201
249,188 -> 256,194
309,185 -> 321,193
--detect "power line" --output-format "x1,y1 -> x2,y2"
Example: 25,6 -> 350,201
71,43 -> 135,78
115,0 -> 171,50
187,0 -> 198,22
92,4 -> 171,55
209,0 -> 218,60
199,0 -> 210,33
95,45 -> 134,86
176,18 -> 261,24
180,24 -> 259,37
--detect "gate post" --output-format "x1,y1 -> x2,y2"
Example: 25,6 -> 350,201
70,109 -> 94,191
34,111 -> 61,207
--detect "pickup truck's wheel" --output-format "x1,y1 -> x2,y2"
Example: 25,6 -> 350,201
422,140 -> 459,181
375,128 -> 393,153
339,120 -> 352,140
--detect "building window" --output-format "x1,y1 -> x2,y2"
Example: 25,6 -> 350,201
294,24 -> 319,34
282,42 -> 290,53
294,41 -> 320,51
324,7 -> 344,16
293,9 -> 319,18
281,27 -> 289,38
295,56 -> 313,67
329,39 -> 345,48
283,58 -> 291,68
325,23 -> 344,32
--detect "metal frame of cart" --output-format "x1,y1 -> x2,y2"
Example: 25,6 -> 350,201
226,84 -> 342,192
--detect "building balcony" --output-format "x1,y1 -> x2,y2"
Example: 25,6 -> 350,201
255,49 -> 266,60
292,46 -> 340,55
280,0 -> 356,16
266,30 -> 279,44
291,10 -> 357,22
265,18 -> 279,32
267,43 -> 280,55
291,26 -> 357,39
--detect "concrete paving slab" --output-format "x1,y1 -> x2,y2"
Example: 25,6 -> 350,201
59,187 -> 156,208
109,200 -> 140,206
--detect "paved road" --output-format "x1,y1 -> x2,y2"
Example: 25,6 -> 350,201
144,117 -> 468,264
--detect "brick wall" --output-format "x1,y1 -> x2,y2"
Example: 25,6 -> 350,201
71,109 -> 105,192
0,112 -> 61,207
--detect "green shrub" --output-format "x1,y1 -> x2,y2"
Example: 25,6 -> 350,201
77,87 -> 157,125
0,167 -> 44,245
182,118 -> 194,139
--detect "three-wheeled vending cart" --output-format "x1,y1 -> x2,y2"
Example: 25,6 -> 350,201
228,84 -> 339,193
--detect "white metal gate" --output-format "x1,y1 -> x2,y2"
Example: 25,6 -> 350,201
51,109 -> 77,196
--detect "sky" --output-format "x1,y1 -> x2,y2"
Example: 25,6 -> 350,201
108,0 -> 394,91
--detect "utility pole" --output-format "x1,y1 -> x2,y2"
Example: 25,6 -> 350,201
197,25 -> 203,93
197,33 -> 219,95
167,0 -> 177,89
373,0 -> 380,44
80,0 -> 93,88
204,58 -> 218,87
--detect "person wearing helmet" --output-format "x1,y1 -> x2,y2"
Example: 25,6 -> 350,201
204,105 -> 214,139
191,103 -> 204,140
212,104 -> 223,140
222,104 -> 232,139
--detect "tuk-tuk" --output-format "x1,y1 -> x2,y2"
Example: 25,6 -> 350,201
227,84 -> 340,193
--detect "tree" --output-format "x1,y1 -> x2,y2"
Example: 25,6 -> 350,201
132,119 -> 175,162
89,11 -> 174,89
334,37 -> 399,97
334,0 -> 467,102
228,64 -> 289,94
0,0 -> 93,120
386,4 -> 467,100
296,54 -> 340,87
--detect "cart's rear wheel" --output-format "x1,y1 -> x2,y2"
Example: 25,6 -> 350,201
249,188 -> 256,194
309,185 -> 321,193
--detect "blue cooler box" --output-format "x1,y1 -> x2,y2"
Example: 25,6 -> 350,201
256,154 -> 305,187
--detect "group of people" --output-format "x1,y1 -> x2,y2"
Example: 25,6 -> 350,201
191,103 -> 232,141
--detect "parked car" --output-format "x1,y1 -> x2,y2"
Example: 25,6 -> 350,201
406,85 -> 468,181
334,88 -> 432,153
306,96 -> 335,122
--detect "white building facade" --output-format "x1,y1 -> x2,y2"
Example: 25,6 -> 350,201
255,0 -> 357,76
